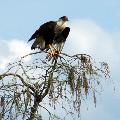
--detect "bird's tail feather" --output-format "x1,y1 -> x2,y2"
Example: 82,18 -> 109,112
31,37 -> 45,50
31,42 -> 36,50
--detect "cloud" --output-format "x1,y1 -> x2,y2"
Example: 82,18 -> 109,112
0,39 -> 31,69
63,19 -> 120,120
65,19 -> 120,67
9,40 -> 31,57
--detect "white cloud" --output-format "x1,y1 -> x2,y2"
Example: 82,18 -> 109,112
9,40 -> 31,57
65,19 -> 120,67
63,19 -> 120,120
0,39 -> 31,69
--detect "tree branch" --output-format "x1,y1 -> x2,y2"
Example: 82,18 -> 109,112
0,73 -> 35,92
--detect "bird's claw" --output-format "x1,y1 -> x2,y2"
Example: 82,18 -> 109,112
52,50 -> 60,57
47,50 -> 60,61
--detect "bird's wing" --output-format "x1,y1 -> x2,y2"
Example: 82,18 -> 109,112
54,27 -> 70,43
53,27 -> 70,52
28,21 -> 56,42
61,27 -> 70,41
28,29 -> 40,42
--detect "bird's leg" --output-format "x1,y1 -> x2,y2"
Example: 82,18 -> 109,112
51,45 -> 60,57
46,45 -> 53,61
48,44 -> 55,57
54,50 -> 60,56
53,44 -> 62,57
47,44 -> 60,58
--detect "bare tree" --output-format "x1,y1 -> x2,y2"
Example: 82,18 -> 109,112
0,51 -> 109,120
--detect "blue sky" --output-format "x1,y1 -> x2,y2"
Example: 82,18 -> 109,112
0,0 -> 120,39
0,0 -> 120,120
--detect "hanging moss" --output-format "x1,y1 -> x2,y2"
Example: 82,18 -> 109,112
82,72 -> 89,96
68,66 -> 75,94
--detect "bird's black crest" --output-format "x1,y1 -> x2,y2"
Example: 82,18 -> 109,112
59,16 -> 68,21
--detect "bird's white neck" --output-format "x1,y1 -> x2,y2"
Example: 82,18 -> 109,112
56,19 -> 67,29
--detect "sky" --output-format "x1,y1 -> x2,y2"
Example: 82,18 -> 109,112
0,0 -> 120,120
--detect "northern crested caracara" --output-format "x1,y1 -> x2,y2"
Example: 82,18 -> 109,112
28,16 -> 70,56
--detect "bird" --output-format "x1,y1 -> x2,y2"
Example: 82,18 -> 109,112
28,16 -> 70,56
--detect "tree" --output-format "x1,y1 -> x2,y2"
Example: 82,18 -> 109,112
0,51 -> 109,120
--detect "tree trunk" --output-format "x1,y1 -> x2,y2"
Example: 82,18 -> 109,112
28,100 -> 39,120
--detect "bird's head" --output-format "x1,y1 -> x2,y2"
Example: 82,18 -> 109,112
59,16 -> 69,21
57,16 -> 69,28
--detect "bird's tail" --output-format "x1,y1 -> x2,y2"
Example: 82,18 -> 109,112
31,42 -> 36,50
31,37 -> 45,50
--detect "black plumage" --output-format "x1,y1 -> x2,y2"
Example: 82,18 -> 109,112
28,21 -> 57,50
54,27 -> 70,52
55,27 -> 70,43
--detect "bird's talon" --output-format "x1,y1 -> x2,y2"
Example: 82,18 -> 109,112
52,50 -> 60,57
